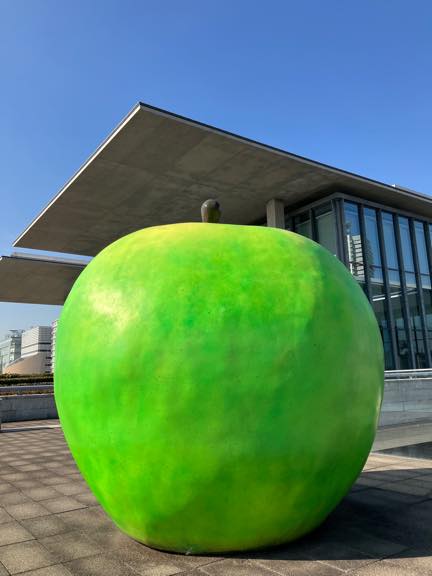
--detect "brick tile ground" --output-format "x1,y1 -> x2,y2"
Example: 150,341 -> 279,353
1,421 -> 432,575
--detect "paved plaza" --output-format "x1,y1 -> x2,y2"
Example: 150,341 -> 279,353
1,421 -> 432,575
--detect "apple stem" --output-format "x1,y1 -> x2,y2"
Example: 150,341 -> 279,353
201,199 -> 221,223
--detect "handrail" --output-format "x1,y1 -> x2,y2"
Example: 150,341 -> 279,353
385,369 -> 432,380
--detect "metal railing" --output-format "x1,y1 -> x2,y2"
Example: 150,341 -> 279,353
0,384 -> 54,394
385,369 -> 432,380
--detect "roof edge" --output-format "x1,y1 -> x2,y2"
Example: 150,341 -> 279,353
13,102 -> 143,247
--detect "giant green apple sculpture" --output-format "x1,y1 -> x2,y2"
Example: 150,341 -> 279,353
55,203 -> 383,554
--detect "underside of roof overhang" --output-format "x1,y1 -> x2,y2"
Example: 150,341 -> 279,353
13,102 -> 432,257
0,255 -> 86,305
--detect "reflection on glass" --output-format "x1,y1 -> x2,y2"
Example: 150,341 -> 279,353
382,217 -> 411,368
294,212 -> 312,239
414,222 -> 429,275
344,202 -> 364,281
398,218 -> 425,367
414,222 -> 432,358
364,207 -> 385,293
398,217 -> 415,272
371,282 -> 394,369
389,276 -> 411,369
314,203 -> 337,255
382,212 -> 399,269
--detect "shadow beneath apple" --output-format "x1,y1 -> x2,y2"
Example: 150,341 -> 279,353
225,465 -> 432,564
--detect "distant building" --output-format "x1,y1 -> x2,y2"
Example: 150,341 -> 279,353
0,330 -> 23,373
4,326 -> 52,375
51,319 -> 58,374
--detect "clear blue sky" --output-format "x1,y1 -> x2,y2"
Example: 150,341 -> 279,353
0,0 -> 431,336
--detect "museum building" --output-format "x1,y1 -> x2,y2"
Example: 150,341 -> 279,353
1,102 -> 432,371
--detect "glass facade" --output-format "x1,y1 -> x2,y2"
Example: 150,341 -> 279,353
288,196 -> 432,370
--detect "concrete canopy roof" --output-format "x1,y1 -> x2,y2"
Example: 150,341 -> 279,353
0,255 -> 86,305
14,102 -> 432,257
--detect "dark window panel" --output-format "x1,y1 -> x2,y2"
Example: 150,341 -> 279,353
414,222 -> 430,276
314,203 -> 337,255
371,280 -> 394,370
344,202 -> 365,282
294,211 -> 312,239
382,212 -> 399,270
364,208 -> 382,268
398,217 -> 415,272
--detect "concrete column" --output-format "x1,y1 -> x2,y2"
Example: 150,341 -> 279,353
266,199 -> 285,229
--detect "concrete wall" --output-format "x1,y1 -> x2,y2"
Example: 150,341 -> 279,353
379,377 -> 432,427
0,394 -> 58,425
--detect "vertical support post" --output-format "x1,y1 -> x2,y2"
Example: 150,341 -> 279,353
266,199 -> 285,229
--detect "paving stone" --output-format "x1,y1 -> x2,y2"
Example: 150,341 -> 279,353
0,507 -> 13,525
128,559 -> 199,575
40,531 -> 102,562
42,497 -> 86,514
205,558 -> 340,575
73,492 -> 99,506
0,472 -> 29,482
379,482 -> 431,497
299,540 -> 377,571
0,490 -> 31,506
0,562 -> 8,576
65,554 -> 139,576
5,501 -> 51,520
23,487 -> 62,502
191,559 -> 275,575
338,528 -> 409,558
52,483 -> 89,497
16,565 -> 73,576
41,476 -> 74,486
13,479 -> 45,490
0,521 -> 35,546
21,515 -> 71,538
55,507 -> 113,532
0,540 -> 56,574
351,561 -> 425,575
0,482 -> 15,495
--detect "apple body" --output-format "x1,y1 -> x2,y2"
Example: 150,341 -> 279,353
55,223 -> 383,554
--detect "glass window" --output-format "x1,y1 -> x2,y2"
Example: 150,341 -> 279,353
344,202 -> 364,282
382,212 -> 399,270
314,203 -> 337,255
371,282 -> 394,370
398,217 -> 415,272
364,208 -> 382,268
414,222 -> 430,276
389,277 -> 411,369
422,279 -> 432,356
294,212 -> 312,239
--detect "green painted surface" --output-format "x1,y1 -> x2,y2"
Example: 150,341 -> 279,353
55,223 -> 384,554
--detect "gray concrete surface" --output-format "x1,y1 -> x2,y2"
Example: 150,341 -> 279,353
379,377 -> 432,427
374,420 -> 432,451
0,256 -> 85,306
14,103 -> 432,257
1,420 -> 432,575
0,395 -> 57,425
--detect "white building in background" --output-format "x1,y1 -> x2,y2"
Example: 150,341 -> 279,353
51,319 -> 58,374
4,326 -> 52,375
0,330 -> 23,373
